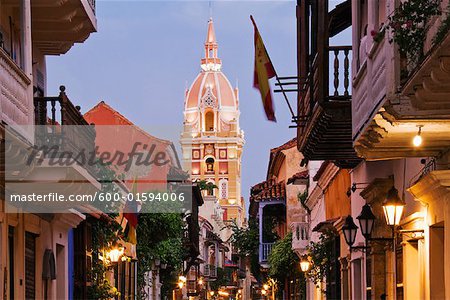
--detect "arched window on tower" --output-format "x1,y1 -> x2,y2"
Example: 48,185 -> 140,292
205,157 -> 215,174
205,111 -> 214,131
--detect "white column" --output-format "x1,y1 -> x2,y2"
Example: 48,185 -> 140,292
20,0 -> 32,77
20,0 -> 34,131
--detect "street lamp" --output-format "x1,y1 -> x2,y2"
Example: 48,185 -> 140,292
108,244 -> 124,263
300,255 -> 311,272
356,204 -> 376,239
382,187 -> 405,226
342,215 -> 358,247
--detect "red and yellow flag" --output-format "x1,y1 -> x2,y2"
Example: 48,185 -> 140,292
123,177 -> 139,244
251,15 -> 277,122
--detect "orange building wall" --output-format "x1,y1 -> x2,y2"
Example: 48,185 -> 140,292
84,102 -> 177,192
325,169 -> 351,219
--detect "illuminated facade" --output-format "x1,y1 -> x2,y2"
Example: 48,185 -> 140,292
180,18 -> 245,227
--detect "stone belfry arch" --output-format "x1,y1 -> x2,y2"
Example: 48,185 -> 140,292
180,18 -> 245,226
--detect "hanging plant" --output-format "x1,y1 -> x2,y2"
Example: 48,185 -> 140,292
386,0 -> 441,67
87,163 -> 123,299
87,216 -> 122,300
304,229 -> 337,291
268,233 -> 300,289
433,2 -> 450,46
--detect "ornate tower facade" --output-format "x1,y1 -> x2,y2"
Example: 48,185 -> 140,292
181,18 -> 245,226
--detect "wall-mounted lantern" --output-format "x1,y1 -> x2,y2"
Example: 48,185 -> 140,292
382,187 -> 405,226
300,255 -> 311,272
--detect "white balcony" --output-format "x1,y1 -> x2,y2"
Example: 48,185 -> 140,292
291,222 -> 309,256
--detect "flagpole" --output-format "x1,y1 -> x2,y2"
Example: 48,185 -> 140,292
250,15 -> 297,121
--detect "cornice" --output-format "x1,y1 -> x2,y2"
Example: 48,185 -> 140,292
408,170 -> 450,206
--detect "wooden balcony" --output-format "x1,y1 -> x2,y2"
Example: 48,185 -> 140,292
34,85 -> 96,164
0,47 -> 33,139
297,46 -> 360,168
353,1 -> 450,160
30,0 -> 97,54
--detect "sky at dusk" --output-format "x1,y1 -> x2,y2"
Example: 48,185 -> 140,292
47,0 -> 347,207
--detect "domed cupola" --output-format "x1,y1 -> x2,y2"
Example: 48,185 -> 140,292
184,18 -> 239,129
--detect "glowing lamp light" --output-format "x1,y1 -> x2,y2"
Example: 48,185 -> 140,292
178,281 -> 184,289
300,255 -> 311,272
228,198 -> 237,205
263,284 -> 269,290
218,291 -> 229,296
209,291 -> 215,296
198,278 -> 204,285
261,290 -> 267,295
179,275 -> 187,283
382,187 -> 406,226
413,125 -> 423,147
108,245 -> 124,263
413,135 -> 423,147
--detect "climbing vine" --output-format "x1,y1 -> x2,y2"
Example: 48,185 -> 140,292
433,2 -> 450,47
87,216 -> 122,300
304,229 -> 337,291
87,163 -> 123,299
136,212 -> 184,299
267,233 -> 300,289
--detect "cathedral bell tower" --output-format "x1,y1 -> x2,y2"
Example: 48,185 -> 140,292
180,18 -> 245,225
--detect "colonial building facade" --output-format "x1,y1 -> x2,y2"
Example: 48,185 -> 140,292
291,0 -> 450,300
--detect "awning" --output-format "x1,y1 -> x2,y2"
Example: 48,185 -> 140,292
312,217 -> 340,233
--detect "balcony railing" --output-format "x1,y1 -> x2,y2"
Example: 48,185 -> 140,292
33,86 -> 96,165
291,222 -> 309,252
203,264 -> 217,278
328,46 -> 351,101
299,46 -> 352,125
397,0 -> 449,84
260,242 -> 274,262
296,44 -> 358,167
